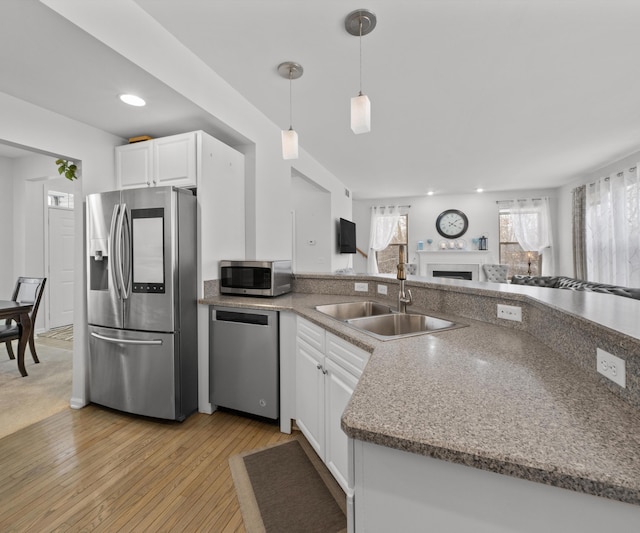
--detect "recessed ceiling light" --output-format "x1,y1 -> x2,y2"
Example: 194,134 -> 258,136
427,191 -> 434,196
119,94 -> 146,107
476,188 -> 484,193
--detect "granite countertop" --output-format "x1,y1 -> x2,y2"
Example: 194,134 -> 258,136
200,287 -> 640,506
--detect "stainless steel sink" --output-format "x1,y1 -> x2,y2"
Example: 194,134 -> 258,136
315,301 -> 395,320
315,300 -> 465,340
347,313 -> 464,340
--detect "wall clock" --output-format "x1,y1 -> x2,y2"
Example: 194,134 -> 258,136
435,209 -> 469,239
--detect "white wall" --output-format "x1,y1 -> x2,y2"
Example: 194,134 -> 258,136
353,188 -> 560,277
11,153 -> 58,281
292,173 -> 332,273
293,159 -> 353,273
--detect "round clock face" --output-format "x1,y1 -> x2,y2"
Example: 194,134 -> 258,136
436,209 -> 469,239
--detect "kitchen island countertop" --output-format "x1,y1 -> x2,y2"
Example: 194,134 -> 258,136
200,283 -> 640,507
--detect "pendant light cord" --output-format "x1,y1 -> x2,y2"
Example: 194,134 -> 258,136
289,69 -> 293,130
358,18 -> 363,96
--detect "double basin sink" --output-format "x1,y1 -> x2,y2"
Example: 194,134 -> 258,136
315,301 -> 465,341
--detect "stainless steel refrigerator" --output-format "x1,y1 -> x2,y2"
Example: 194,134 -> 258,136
86,186 -> 197,421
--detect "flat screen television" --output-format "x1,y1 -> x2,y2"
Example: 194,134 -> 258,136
339,217 -> 356,254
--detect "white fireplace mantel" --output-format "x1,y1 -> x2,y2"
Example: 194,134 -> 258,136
416,250 -> 490,280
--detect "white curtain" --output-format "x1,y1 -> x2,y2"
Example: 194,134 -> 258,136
367,206 -> 400,274
503,197 -> 554,275
585,167 -> 640,286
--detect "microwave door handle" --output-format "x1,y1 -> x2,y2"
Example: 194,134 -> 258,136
115,203 -> 129,300
109,203 -> 121,299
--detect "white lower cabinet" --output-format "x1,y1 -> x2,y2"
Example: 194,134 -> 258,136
295,333 -> 325,454
295,316 -> 369,494
324,357 -> 358,491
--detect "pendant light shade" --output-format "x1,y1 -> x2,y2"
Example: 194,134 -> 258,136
345,9 -> 376,135
278,61 -> 303,160
281,128 -> 298,160
351,93 -> 371,134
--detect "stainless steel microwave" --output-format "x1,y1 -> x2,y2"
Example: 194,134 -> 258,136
219,260 -> 292,297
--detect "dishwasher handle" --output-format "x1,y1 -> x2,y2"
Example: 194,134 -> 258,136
214,310 -> 270,326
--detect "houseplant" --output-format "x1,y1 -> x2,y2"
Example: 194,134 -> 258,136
55,159 -> 79,181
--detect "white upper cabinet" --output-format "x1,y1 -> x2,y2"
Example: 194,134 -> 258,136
115,141 -> 153,188
153,132 -> 197,187
116,132 -> 197,189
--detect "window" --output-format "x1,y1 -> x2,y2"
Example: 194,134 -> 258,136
48,191 -> 74,209
375,215 -> 408,274
499,211 -> 540,278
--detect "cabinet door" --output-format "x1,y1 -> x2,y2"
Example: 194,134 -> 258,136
325,357 -> 358,494
296,337 -> 325,458
116,142 -> 153,188
153,132 -> 197,187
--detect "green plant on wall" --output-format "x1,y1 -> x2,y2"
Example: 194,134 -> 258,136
55,159 -> 79,181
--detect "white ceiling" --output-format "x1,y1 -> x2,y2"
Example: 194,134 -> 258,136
3,0 -> 640,199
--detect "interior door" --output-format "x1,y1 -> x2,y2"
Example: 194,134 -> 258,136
48,207 -> 75,328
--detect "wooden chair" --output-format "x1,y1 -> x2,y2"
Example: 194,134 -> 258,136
0,277 -> 47,362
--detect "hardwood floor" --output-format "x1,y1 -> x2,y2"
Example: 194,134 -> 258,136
0,405 -> 294,532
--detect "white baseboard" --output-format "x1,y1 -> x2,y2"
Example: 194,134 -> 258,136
69,397 -> 87,410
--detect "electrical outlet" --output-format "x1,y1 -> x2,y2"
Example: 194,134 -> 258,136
597,348 -> 626,388
377,284 -> 388,295
355,282 -> 368,292
497,304 -> 522,322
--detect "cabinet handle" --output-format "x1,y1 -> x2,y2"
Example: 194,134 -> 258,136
316,363 -> 328,375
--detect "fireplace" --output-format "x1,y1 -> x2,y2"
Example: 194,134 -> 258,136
426,263 -> 479,281
433,270 -> 473,281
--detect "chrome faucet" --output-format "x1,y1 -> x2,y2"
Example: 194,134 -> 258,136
397,244 -> 413,313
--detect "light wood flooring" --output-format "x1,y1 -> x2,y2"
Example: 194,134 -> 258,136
0,405 -> 294,532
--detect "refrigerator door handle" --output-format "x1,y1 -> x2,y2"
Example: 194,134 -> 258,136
90,332 -> 163,346
115,203 -> 129,300
109,203 -> 122,299
122,207 -> 131,293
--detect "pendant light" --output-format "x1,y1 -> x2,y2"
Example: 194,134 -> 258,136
345,9 -> 377,134
278,61 -> 303,160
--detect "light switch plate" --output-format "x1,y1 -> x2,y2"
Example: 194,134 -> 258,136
377,284 -> 388,295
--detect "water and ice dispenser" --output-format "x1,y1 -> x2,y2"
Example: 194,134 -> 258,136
89,238 -> 109,291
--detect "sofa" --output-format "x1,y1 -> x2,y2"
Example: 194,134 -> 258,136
510,275 -> 640,300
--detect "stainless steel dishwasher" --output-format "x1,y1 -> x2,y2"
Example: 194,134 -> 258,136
210,306 -> 279,419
